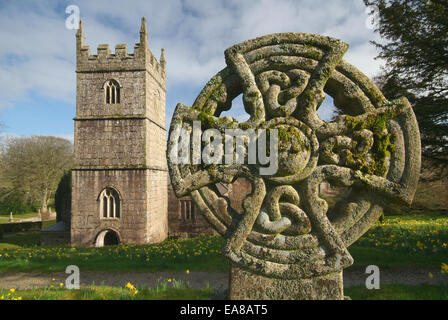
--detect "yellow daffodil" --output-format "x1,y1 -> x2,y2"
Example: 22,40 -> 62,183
441,263 -> 448,274
125,282 -> 135,290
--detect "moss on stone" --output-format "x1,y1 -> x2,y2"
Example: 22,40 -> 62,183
239,122 -> 252,130
196,110 -> 238,131
344,108 -> 397,176
276,125 -> 307,153
279,105 -> 288,117
207,164 -> 219,180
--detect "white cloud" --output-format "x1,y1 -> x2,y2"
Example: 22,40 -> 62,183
0,4 -> 76,106
0,0 -> 383,116
344,42 -> 384,78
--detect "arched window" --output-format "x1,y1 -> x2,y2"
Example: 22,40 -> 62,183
99,187 -> 121,219
104,79 -> 120,104
180,199 -> 195,221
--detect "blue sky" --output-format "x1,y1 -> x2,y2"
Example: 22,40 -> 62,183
0,0 -> 382,142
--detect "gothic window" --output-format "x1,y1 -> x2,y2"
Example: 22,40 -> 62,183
104,79 -> 120,104
180,199 -> 195,221
99,187 -> 121,219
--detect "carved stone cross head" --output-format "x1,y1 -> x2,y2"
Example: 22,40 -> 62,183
167,33 -> 420,299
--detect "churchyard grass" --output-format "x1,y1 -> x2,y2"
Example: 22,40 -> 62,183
349,212 -> 448,269
0,235 -> 229,272
345,284 -> 448,300
0,281 -> 211,300
0,213 -> 447,273
2,283 -> 447,300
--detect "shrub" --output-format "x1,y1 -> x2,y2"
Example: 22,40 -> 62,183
0,197 -> 35,215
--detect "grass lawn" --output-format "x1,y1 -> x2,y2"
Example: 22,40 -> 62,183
349,212 -> 448,270
1,284 -> 447,300
0,281 -> 211,300
1,213 -> 447,300
345,284 -> 448,300
0,213 -> 446,273
0,212 -> 39,224
0,235 -> 229,273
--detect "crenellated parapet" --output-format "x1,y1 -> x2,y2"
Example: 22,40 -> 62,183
76,18 -> 166,85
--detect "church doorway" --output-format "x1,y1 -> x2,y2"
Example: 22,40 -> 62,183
95,229 -> 120,247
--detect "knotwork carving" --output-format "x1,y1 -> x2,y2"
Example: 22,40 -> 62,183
167,33 -> 420,279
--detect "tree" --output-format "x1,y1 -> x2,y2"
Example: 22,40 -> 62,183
0,136 -> 74,212
364,0 -> 448,164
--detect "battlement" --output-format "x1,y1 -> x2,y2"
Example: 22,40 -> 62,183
76,18 -> 166,83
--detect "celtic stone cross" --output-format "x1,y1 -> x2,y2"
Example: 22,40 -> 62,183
167,33 -> 420,300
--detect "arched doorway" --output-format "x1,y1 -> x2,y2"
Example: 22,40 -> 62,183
95,229 -> 120,247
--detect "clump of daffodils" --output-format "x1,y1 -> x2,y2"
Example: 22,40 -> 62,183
125,282 -> 138,295
442,263 -> 448,274
0,288 -> 22,301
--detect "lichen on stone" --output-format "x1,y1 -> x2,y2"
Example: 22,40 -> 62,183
167,32 -> 421,300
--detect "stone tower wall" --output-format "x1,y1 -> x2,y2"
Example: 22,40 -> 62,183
74,119 -> 146,168
71,18 -> 168,247
71,170 -> 149,246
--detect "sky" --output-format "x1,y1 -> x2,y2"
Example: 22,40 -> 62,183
0,0 -> 383,142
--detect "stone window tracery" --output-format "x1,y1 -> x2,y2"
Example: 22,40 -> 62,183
104,79 -> 120,104
180,199 -> 195,221
99,187 -> 121,219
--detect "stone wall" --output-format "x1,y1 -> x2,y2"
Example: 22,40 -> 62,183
41,231 -> 70,246
75,71 -> 146,118
72,170 -> 147,246
167,183 -> 215,237
145,69 -> 166,128
0,221 -> 42,234
146,170 -> 168,243
74,119 -> 147,168
146,121 -> 167,170
166,178 -> 254,237
225,178 -> 252,214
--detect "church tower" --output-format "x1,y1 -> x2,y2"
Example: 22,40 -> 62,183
71,18 -> 168,246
